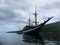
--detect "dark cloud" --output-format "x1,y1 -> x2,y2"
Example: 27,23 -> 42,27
0,9 -> 16,20
0,8 -> 16,20
40,2 -> 60,10
0,0 -> 31,26
38,2 -> 60,14
0,8 -> 27,25
53,2 -> 60,9
3,0 -> 31,11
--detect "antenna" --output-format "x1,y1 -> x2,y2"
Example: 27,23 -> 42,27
33,5 -> 38,26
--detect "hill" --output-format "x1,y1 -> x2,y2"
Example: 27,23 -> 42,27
41,21 -> 60,41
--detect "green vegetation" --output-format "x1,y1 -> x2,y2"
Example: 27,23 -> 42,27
41,21 -> 60,41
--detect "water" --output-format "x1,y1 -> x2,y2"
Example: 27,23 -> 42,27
0,33 -> 24,45
0,32 -> 58,45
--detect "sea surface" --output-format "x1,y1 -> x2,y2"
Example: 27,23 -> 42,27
0,32 -> 59,45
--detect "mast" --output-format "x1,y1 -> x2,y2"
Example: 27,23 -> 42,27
28,19 -> 31,26
33,6 -> 38,26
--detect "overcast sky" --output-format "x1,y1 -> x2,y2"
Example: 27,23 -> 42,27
0,0 -> 60,32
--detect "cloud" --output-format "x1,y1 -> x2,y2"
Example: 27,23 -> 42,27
53,2 -> 60,9
0,0 -> 60,31
0,9 -> 15,19
0,8 -> 28,26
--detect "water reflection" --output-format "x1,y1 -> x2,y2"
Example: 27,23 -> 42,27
45,40 -> 57,45
0,33 -> 59,45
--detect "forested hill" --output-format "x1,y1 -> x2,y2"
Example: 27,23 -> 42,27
41,21 -> 60,41
42,21 -> 60,31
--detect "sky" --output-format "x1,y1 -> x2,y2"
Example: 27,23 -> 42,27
0,0 -> 60,32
